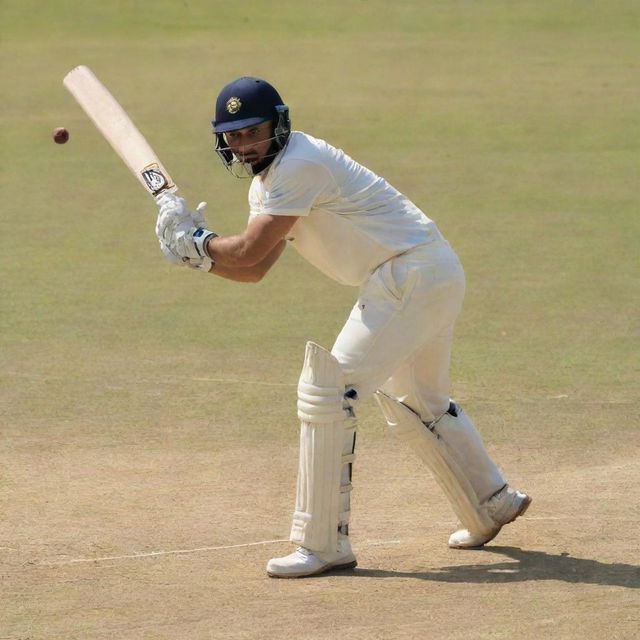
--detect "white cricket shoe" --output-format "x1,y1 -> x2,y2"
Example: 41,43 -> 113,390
448,485 -> 532,549
266,535 -> 357,578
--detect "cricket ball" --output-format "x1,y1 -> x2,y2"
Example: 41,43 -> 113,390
52,127 -> 69,144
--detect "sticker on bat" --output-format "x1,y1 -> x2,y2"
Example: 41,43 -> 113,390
141,164 -> 171,194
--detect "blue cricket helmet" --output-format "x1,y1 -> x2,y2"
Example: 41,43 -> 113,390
212,76 -> 291,176
213,76 -> 286,133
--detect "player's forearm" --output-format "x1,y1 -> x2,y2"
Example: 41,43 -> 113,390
206,263 -> 265,282
205,215 -> 297,268
206,232 -> 266,268
207,239 -> 286,282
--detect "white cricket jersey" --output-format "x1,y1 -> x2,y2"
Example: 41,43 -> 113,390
248,131 -> 443,286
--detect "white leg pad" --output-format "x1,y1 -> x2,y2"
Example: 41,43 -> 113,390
434,404 -> 506,505
375,391 -> 503,535
290,342 -> 356,553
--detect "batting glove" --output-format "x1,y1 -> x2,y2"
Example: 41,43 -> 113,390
155,195 -> 216,271
167,220 -> 218,271
158,238 -> 185,265
155,192 -> 210,242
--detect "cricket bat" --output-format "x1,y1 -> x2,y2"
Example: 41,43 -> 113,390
63,65 -> 176,197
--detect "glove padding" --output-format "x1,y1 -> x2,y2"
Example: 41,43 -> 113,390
159,239 -> 184,265
170,221 -> 217,270
155,193 -> 216,271
155,192 -> 206,244
159,235 -> 214,271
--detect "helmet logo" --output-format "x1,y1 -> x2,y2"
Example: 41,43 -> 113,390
226,97 -> 242,114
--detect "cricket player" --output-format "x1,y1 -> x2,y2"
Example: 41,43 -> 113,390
155,77 -> 531,578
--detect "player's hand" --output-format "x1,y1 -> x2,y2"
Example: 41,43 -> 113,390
155,194 -> 215,270
158,235 -> 212,271
167,221 -> 217,271
158,232 -> 214,271
158,238 -> 186,265
192,201 -> 209,228
155,192 -> 191,241
155,193 -> 210,244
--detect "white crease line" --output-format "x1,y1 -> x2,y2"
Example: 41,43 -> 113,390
38,538 -> 409,567
39,538 -> 289,566
33,522 -> 634,567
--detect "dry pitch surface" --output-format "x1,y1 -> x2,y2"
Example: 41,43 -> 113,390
2,394 -> 638,639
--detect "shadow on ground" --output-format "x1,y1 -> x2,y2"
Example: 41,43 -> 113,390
343,547 -> 640,589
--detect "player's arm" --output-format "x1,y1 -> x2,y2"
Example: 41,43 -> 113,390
206,214 -> 298,268
155,192 -> 297,279
207,238 -> 287,282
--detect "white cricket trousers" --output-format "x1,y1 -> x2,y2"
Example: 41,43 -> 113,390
332,240 -> 465,420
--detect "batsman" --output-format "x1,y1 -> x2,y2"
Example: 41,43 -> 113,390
155,77 -> 532,578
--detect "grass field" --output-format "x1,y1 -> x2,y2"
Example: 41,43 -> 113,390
1,1 -> 639,638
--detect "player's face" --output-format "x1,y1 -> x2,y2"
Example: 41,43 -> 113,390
224,120 -> 274,165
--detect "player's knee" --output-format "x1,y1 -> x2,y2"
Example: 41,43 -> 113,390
297,342 -> 358,423
297,342 -> 347,423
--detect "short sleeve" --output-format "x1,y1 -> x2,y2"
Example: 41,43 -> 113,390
262,159 -> 336,217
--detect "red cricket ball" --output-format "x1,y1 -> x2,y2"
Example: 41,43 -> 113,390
52,127 -> 69,144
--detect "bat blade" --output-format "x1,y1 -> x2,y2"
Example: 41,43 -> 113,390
63,65 -> 176,197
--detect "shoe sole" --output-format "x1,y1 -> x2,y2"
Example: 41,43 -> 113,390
267,559 -> 358,579
450,495 -> 533,549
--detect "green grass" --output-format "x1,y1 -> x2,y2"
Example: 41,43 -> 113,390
1,0 -> 639,441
